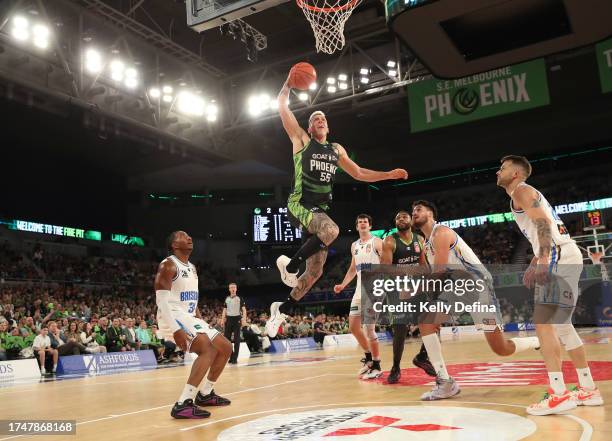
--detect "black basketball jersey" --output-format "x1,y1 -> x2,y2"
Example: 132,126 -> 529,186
391,232 -> 422,266
288,138 -> 339,209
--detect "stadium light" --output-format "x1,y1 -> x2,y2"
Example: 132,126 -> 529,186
387,60 -> 396,68
10,16 -> 29,42
32,24 -> 50,49
388,69 -> 397,77
85,49 -> 103,74
149,88 -> 161,99
110,59 -> 125,81
326,77 -> 336,85
337,73 -> 347,81
162,85 -> 173,103
360,68 -> 369,75
327,85 -> 337,94
338,82 -> 348,90
177,90 -> 205,116
308,82 -> 317,91
298,92 -> 308,102
206,104 -> 218,122
124,67 -> 138,89
360,76 -> 369,84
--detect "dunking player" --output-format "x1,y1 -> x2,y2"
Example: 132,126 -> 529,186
497,155 -> 603,415
333,214 -> 383,380
266,73 -> 408,336
411,201 -> 541,400
155,231 -> 232,419
381,210 -> 435,384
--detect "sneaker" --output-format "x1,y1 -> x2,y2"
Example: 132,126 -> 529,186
526,389 -> 577,416
358,358 -> 372,376
40,368 -> 46,376
413,352 -> 436,377
421,376 -> 461,401
195,390 -> 231,407
387,366 -> 401,384
570,385 -> 604,406
265,302 -> 287,338
171,399 -> 211,419
276,255 -> 298,287
362,368 -> 383,380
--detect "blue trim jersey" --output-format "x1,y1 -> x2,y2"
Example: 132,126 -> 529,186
426,223 -> 492,281
510,183 -> 573,258
167,255 -> 199,316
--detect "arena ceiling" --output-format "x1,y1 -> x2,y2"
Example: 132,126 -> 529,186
2,0 -> 612,194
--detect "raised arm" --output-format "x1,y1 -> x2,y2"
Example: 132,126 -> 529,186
335,144 -> 408,183
334,244 -> 358,293
381,235 -> 395,265
278,80 -> 310,152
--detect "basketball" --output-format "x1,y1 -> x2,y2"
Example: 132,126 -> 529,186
288,62 -> 317,90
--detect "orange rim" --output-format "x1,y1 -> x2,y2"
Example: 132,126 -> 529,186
296,0 -> 360,13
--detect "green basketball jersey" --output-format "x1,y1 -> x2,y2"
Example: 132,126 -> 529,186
288,138 -> 339,209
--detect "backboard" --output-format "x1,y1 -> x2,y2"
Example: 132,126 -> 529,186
187,0 -> 290,32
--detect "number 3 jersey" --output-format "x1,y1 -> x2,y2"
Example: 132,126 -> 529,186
163,255 -> 199,316
288,139 -> 339,210
510,183 -> 573,256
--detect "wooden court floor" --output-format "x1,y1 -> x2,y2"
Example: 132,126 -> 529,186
0,329 -> 610,441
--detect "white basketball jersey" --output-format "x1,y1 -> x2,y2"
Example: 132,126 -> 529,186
510,183 -> 573,256
426,224 -> 492,280
354,236 -> 380,289
166,255 -> 199,316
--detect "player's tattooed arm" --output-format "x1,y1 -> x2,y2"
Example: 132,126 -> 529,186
535,218 -> 552,259
308,212 -> 339,246
514,185 -> 552,260
291,249 -> 327,300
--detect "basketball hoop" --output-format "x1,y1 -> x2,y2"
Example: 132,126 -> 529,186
296,0 -> 362,54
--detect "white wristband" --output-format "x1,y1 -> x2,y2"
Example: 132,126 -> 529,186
156,290 -> 181,333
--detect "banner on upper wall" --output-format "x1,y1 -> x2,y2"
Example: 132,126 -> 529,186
407,59 -> 550,132
596,38 -> 612,93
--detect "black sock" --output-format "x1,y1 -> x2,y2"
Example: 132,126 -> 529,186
371,360 -> 381,370
286,235 -> 325,273
418,342 -> 428,357
278,295 -> 298,314
392,324 -> 407,368
364,352 -> 372,362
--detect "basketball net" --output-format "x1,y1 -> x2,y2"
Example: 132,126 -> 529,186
297,0 -> 362,54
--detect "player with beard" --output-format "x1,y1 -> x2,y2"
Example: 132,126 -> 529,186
496,155 -> 603,415
411,201 -> 541,400
381,210 -> 435,384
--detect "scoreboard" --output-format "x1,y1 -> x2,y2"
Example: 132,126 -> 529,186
252,207 -> 302,244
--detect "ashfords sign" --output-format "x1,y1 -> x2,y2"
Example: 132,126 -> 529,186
408,59 -> 550,132
57,350 -> 157,376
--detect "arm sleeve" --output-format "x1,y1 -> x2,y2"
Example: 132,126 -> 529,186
156,290 -> 181,333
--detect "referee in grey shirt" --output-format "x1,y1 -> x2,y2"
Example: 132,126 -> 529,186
221,283 -> 246,364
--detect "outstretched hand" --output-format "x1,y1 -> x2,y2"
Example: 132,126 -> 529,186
388,168 -> 408,180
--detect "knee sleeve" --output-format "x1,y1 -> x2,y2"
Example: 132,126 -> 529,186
363,324 -> 378,341
555,323 -> 583,351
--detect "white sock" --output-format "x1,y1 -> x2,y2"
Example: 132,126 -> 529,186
178,384 -> 198,404
510,337 -> 540,354
576,367 -> 595,389
422,333 -> 449,380
548,372 -> 566,395
52,364 -> 57,372
200,379 -> 215,396
40,367 -> 46,374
